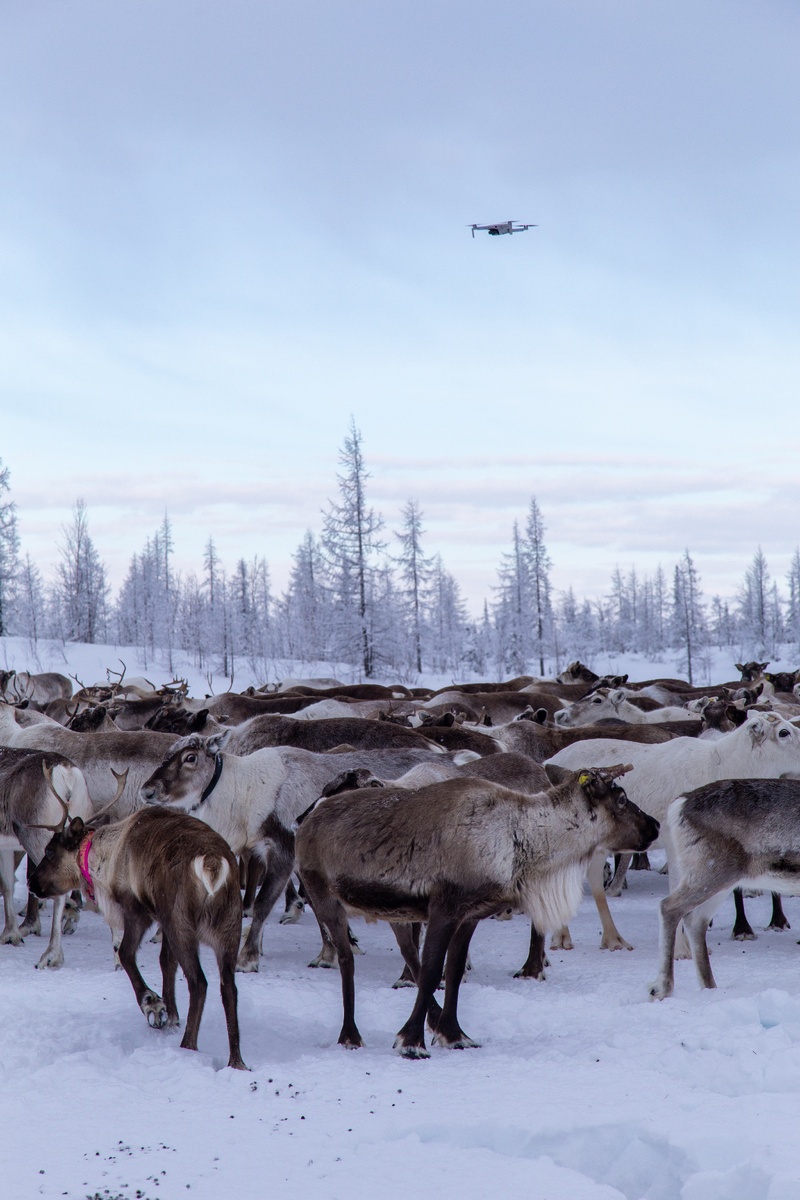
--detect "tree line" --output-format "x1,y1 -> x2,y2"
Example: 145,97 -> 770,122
0,421 -> 798,683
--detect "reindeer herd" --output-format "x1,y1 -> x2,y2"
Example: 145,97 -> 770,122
3,658 -> 800,1068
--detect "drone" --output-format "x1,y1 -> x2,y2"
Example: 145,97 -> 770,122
468,220 -> 536,238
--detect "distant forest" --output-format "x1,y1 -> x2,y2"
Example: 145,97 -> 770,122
1,421 -> 798,684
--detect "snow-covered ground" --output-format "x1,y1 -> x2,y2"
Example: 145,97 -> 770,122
5,864 -> 800,1199
3,637 -> 800,1199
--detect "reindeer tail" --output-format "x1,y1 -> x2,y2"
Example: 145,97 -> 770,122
192,854 -> 230,897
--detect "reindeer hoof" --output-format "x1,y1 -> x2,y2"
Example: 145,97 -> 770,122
35,949 -> 64,969
235,953 -> 260,973
648,980 -> 672,1001
62,901 -> 81,936
279,900 -> 305,925
549,930 -> 573,951
308,956 -> 335,969
431,1031 -> 480,1049
514,967 -> 546,980
601,935 -> 633,951
19,919 -> 41,938
0,929 -> 24,946
338,1031 -> 364,1049
733,931 -> 757,942
142,993 -> 168,1028
393,1038 -> 430,1059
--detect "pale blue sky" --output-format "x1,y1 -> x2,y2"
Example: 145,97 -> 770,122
2,0 -> 799,610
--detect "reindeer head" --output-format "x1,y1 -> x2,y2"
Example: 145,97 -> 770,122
140,731 -> 230,809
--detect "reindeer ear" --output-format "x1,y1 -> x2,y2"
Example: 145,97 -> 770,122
65,817 -> 87,846
747,716 -> 768,745
205,729 -> 231,755
544,764 -> 571,787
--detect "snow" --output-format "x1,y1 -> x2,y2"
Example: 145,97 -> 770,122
5,866 -> 800,1199
3,638 -> 800,1198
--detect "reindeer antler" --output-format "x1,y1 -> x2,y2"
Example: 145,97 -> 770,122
87,768 -> 130,825
106,659 -> 127,688
28,761 -> 72,832
602,763 -> 634,780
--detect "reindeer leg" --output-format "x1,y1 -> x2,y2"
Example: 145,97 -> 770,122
392,921 -> 421,988
394,904 -> 459,1059
242,853 -> 265,919
18,892 -> 42,938
302,869 -> 364,1048
732,887 -> 756,940
650,881 -> 730,1000
514,922 -> 549,980
588,852 -> 632,950
61,889 -> 82,936
430,919 -> 480,1049
0,850 -> 24,945
118,908 -> 167,1028
279,876 -> 306,925
158,931 -> 181,1028
237,826 -> 295,972
217,945 -> 246,1070
767,892 -> 790,931
167,931 -> 208,1054
606,852 -> 631,898
35,894 -> 67,969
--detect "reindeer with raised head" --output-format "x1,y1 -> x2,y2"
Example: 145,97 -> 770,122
28,784 -> 246,1069
295,763 -> 659,1058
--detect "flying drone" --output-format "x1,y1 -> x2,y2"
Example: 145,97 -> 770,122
468,220 -> 536,238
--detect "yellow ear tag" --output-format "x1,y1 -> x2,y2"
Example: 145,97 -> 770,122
578,773 -> 591,786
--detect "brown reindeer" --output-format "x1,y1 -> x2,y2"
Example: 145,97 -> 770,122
295,764 -> 659,1057
29,800 -> 246,1069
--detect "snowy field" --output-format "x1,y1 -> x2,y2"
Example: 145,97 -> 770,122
4,862 -> 800,1200
4,638 -> 800,1199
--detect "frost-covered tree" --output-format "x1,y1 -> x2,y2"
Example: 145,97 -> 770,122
115,515 -> 179,669
16,553 -> 46,645
494,521 -> 531,674
786,549 -> 800,654
524,497 -> 553,675
52,499 -> 109,643
0,459 -> 19,636
320,419 -> 385,676
394,500 -> 432,674
555,587 -> 598,664
671,549 -> 708,684
280,531 -> 329,663
738,547 -> 779,657
427,555 -> 468,675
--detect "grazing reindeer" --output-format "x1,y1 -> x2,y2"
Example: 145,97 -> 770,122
295,764 -> 659,1058
28,797 -> 246,1070
0,751 -> 125,968
650,778 -> 800,1001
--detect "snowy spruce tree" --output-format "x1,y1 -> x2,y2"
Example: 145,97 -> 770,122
786,549 -> 800,655
0,458 -> 19,636
738,547 -> 782,658
524,497 -> 553,675
394,500 -> 432,674
320,419 -> 384,677
279,531 -> 329,663
494,521 -> 532,675
15,553 -> 46,646
427,555 -> 468,675
671,549 -> 708,684
52,499 -> 109,643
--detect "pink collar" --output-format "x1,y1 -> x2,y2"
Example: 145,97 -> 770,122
78,833 -> 95,901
